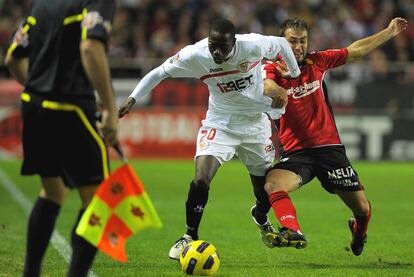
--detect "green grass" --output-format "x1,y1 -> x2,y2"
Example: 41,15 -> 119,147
0,159 -> 413,276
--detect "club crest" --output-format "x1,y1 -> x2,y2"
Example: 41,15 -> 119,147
169,53 -> 180,64
237,60 -> 250,73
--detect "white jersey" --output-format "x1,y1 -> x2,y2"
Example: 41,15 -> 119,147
162,34 -> 299,122
128,33 -> 299,169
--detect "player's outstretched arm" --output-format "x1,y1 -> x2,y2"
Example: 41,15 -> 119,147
347,17 -> 407,62
118,64 -> 169,118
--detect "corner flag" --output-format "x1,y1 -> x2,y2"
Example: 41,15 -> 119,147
76,162 -> 162,262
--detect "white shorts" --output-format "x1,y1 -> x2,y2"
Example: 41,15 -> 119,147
195,113 -> 275,176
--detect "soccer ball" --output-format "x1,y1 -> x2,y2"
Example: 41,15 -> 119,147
179,240 -> 220,275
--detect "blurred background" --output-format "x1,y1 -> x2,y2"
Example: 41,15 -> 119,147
0,0 -> 413,160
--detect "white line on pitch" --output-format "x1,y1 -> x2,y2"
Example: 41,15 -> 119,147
0,168 -> 97,277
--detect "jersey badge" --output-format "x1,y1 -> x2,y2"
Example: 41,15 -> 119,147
12,25 -> 29,47
237,60 -> 251,73
169,53 -> 180,64
82,12 -> 112,34
199,140 -> 209,150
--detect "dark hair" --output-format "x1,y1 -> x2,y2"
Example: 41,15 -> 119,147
209,18 -> 236,37
279,18 -> 308,36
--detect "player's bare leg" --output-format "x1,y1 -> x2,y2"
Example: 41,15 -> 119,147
39,177 -> 69,204
169,155 -> 220,260
264,169 -> 307,249
337,190 -> 371,256
24,177 -> 68,277
68,184 -> 100,277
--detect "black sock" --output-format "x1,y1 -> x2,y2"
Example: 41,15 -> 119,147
252,177 -> 271,225
185,180 -> 209,240
24,197 -> 61,277
253,206 -> 269,225
67,209 -> 98,277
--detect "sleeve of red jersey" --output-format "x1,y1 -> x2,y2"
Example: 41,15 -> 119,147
263,61 -> 279,81
317,48 -> 348,70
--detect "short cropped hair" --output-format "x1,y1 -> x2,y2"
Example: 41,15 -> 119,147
209,18 -> 236,37
279,18 -> 309,36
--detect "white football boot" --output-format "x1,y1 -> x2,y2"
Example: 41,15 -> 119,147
168,234 -> 194,260
251,205 -> 277,248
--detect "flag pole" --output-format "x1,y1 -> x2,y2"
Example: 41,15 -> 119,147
113,143 -> 129,164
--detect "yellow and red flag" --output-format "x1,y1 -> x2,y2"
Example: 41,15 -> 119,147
76,163 -> 162,262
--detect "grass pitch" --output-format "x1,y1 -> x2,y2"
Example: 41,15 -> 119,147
0,159 -> 413,276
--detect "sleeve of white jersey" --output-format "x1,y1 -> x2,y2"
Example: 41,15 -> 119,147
261,36 -> 300,78
129,46 -> 198,101
129,65 -> 169,100
161,45 -> 198,78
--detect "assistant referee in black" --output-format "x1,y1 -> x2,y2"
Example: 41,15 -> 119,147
5,0 -> 118,276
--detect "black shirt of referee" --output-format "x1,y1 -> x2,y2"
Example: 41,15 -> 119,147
10,0 -> 114,99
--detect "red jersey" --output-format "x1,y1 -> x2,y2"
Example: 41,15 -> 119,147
265,48 -> 348,153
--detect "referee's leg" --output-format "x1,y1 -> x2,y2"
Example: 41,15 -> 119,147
24,177 -> 68,277
67,184 -> 100,277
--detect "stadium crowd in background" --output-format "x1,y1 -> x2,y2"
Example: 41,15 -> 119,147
1,0 -> 414,65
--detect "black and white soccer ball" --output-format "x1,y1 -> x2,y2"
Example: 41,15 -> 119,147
179,240 -> 220,275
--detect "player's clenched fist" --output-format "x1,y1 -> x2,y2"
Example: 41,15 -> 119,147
388,17 -> 407,37
118,97 -> 136,118
263,79 -> 288,109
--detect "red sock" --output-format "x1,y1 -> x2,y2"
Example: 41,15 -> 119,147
269,191 -> 301,232
354,201 -> 371,236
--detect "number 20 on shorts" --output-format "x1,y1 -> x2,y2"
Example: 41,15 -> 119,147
200,128 -> 217,142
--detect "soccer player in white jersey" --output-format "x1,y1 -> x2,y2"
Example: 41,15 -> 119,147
118,18 -> 300,260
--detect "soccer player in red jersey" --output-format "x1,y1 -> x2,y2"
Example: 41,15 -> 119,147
262,17 -> 407,255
